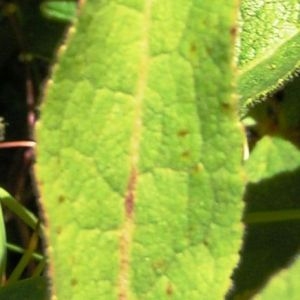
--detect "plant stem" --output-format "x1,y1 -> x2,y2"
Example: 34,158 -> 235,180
244,209 -> 300,224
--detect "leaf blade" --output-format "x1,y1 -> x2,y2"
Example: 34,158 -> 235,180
238,0 -> 300,107
37,1 -> 245,299
255,257 -> 300,300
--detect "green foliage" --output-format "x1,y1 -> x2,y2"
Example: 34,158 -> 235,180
0,0 -> 299,299
40,0 -> 77,22
0,188 -> 46,293
37,1 -> 245,299
256,257 -> 300,300
0,276 -> 48,300
238,0 -> 300,108
245,136 -> 300,183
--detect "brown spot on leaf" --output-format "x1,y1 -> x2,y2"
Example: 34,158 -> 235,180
230,26 -> 237,37
166,283 -> 174,296
177,129 -> 189,137
190,42 -> 197,53
181,150 -> 190,159
58,195 -> 65,203
191,163 -> 204,174
118,168 -> 138,299
203,238 -> 210,247
56,226 -> 62,235
70,278 -> 78,286
125,168 -> 137,217
221,101 -> 231,110
221,101 -> 234,115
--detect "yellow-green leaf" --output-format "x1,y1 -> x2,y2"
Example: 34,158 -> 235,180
37,1 -> 245,299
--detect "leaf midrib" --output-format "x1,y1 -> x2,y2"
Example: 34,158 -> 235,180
118,1 -> 152,299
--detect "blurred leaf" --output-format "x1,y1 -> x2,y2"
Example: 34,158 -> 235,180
0,276 -> 48,300
0,189 -> 38,232
238,0 -> 300,108
229,97 -> 300,298
255,256 -> 300,300
37,1 -> 245,299
40,0 -> 77,23
228,163 -> 300,299
245,136 -> 300,183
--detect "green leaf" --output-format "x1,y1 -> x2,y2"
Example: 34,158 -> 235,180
37,1 -> 245,299
0,188 -> 39,232
255,257 -> 300,300
245,136 -> 300,183
0,276 -> 48,300
238,0 -> 300,108
229,136 -> 300,298
40,0 -> 77,22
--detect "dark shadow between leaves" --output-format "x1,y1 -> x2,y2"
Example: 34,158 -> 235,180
227,166 -> 300,300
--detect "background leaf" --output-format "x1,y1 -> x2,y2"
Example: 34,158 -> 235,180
228,71 -> 300,298
228,132 -> 300,299
40,0 -> 78,22
0,276 -> 48,300
228,167 -> 300,299
255,257 -> 300,300
37,1 -> 245,299
238,0 -> 300,108
245,136 -> 300,183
